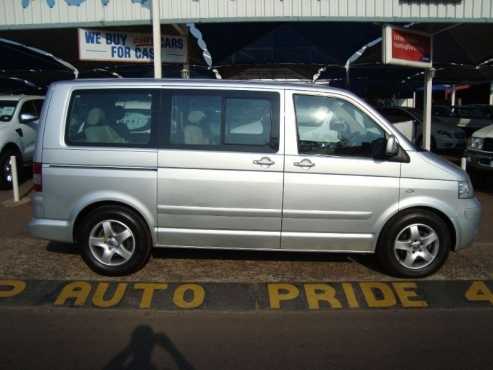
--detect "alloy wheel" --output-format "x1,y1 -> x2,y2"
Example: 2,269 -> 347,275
88,219 -> 135,266
393,223 -> 440,270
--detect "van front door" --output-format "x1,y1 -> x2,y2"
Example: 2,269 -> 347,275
281,91 -> 401,252
157,89 -> 284,249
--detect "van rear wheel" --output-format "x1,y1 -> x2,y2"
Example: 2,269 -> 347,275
78,205 -> 152,276
377,209 -> 450,278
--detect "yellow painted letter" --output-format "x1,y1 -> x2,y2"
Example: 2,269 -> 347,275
342,282 -> 359,308
134,283 -> 167,309
465,281 -> 493,305
360,282 -> 397,308
173,284 -> 205,309
92,282 -> 128,308
268,283 -> 299,309
304,283 -> 342,309
54,281 -> 91,306
392,282 -> 428,308
0,280 -> 26,298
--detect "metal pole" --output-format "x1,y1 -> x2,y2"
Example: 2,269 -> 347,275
10,156 -> 19,203
461,157 -> 467,171
490,82 -> 493,106
423,69 -> 434,151
451,84 -> 456,107
152,0 -> 162,79
181,27 -> 190,79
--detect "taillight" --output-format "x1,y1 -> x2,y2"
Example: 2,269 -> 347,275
33,162 -> 42,192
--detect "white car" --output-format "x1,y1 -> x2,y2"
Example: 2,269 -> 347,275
0,95 -> 44,189
466,124 -> 493,171
434,104 -> 493,136
378,107 -> 466,152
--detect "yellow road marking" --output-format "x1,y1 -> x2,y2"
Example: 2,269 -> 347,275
465,281 -> 493,304
54,281 -> 91,306
392,282 -> 428,308
342,282 -> 360,308
0,280 -> 26,298
304,283 -> 342,309
133,283 -> 168,309
359,282 -> 397,308
173,284 -> 205,309
268,283 -> 300,309
92,282 -> 128,308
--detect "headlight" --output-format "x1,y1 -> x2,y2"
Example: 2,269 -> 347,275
469,137 -> 484,150
458,177 -> 474,199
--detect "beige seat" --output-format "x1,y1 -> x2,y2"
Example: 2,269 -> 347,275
183,110 -> 209,145
84,107 -> 126,144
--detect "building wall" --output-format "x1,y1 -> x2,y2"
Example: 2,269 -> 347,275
1,0 -> 493,30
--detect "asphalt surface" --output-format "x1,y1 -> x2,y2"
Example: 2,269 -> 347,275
1,307 -> 492,370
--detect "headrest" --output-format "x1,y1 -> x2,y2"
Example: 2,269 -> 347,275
188,110 -> 206,124
86,108 -> 106,126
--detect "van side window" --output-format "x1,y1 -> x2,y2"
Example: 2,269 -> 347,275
294,94 -> 385,158
164,91 -> 279,153
66,90 -> 155,147
170,95 -> 222,145
224,98 -> 273,146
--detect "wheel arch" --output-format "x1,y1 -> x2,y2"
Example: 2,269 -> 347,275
73,200 -> 154,246
377,206 -> 457,251
1,142 -> 22,158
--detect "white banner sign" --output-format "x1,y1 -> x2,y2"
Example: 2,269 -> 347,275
78,28 -> 188,64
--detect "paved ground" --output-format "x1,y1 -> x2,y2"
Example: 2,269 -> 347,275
1,307 -> 493,370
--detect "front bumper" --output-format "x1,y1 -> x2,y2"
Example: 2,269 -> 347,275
27,218 -> 74,243
455,197 -> 481,250
465,149 -> 493,171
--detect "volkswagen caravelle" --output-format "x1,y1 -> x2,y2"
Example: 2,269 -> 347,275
28,79 -> 481,277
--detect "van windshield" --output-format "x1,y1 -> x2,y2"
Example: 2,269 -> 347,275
0,101 -> 17,122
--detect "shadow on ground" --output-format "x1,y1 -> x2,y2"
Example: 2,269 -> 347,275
46,240 -> 385,275
103,325 -> 195,370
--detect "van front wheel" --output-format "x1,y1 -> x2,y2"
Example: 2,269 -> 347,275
377,210 -> 450,278
78,205 -> 152,276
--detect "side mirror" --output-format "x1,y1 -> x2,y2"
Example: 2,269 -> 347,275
385,135 -> 399,157
20,113 -> 38,123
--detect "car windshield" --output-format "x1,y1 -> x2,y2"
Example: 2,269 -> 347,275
0,101 -> 18,122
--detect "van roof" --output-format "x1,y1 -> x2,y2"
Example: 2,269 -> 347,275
0,94 -> 43,101
51,78 -> 349,94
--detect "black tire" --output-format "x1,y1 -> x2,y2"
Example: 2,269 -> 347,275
377,209 -> 451,278
78,205 -> 152,276
0,148 -> 21,190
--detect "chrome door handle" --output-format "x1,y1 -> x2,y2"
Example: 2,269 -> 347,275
294,158 -> 315,168
253,157 -> 275,166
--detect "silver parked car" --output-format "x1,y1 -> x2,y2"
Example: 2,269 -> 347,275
28,79 -> 481,277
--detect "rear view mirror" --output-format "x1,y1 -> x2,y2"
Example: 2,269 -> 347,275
385,135 -> 399,157
20,113 -> 38,123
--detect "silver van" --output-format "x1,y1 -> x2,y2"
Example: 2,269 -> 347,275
28,79 -> 481,277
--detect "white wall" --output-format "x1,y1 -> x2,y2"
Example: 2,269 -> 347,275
2,0 -> 493,30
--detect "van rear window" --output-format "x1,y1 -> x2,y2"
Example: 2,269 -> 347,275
65,89 -> 156,148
